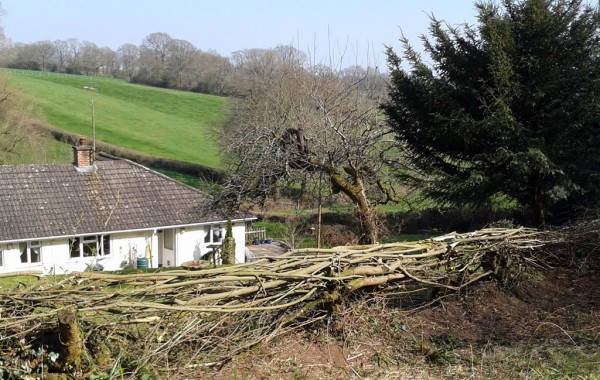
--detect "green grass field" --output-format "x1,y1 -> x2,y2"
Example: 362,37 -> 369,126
7,69 -> 228,169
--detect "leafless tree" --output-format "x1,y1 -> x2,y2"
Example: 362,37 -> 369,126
53,39 -> 69,72
0,5 -> 11,66
79,41 -> 103,75
97,46 -> 117,76
65,38 -> 82,73
166,38 -> 197,88
116,43 -> 139,80
191,50 -> 232,94
138,32 -> 172,85
11,41 -> 55,71
11,43 -> 39,70
32,40 -> 55,71
221,46 -> 401,244
141,32 -> 171,65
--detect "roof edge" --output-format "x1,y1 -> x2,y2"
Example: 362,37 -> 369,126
0,217 -> 258,245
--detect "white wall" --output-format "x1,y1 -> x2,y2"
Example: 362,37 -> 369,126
233,223 -> 247,264
0,221 -> 250,274
0,244 -> 45,274
111,231 -> 152,270
1,238 -> 117,275
176,226 -> 203,265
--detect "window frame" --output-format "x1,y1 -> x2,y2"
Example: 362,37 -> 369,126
203,225 -> 223,244
70,235 -> 111,259
19,241 -> 42,265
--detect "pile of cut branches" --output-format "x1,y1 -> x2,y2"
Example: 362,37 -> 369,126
0,227 -> 557,377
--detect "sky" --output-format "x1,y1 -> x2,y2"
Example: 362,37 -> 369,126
1,0 -> 479,68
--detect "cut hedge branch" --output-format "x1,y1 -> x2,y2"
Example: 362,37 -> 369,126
0,226 -> 567,374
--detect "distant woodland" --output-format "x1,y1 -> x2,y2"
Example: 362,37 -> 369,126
0,32 -> 388,97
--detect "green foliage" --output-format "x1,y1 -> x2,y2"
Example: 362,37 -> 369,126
252,221 -> 287,239
8,70 -> 228,168
382,0 -> 600,226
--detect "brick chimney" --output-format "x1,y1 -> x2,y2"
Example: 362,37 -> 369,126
73,137 -> 94,171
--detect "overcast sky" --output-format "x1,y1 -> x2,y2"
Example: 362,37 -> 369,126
1,0 -> 478,68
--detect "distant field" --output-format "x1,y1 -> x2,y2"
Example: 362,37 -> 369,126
7,69 -> 228,169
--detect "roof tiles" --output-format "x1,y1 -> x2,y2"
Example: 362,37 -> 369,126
0,158 -> 228,241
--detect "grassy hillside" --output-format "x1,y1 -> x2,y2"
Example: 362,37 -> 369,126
7,70 -> 228,169
2,137 -> 73,164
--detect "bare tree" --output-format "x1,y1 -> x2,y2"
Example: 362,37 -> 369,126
11,43 -> 39,70
11,41 -> 55,71
165,38 -> 197,88
32,40 -> 55,71
190,50 -> 232,94
138,32 -> 172,85
117,43 -> 139,80
65,38 -> 82,73
0,4 -> 11,65
141,32 -> 171,65
79,41 -> 102,75
53,39 -> 69,72
221,46 -> 400,244
97,46 -> 117,76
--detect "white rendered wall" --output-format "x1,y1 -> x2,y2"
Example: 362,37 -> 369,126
0,222 -> 250,274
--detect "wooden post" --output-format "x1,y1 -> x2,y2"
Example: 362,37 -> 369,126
317,170 -> 323,249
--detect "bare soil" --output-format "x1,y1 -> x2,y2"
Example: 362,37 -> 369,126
193,264 -> 600,379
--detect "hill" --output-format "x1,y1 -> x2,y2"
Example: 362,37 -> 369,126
7,70 -> 228,169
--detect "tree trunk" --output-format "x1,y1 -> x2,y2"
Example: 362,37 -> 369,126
57,307 -> 83,370
221,237 -> 236,264
532,190 -> 546,230
221,219 -> 236,264
329,169 -> 379,244
357,206 -> 379,245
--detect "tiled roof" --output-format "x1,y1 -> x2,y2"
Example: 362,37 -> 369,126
0,158 -> 234,241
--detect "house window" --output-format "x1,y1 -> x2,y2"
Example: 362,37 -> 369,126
70,235 -> 111,258
212,227 -> 223,243
204,225 -> 223,244
19,241 -> 41,264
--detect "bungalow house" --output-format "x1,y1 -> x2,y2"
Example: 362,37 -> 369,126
0,137 -> 255,274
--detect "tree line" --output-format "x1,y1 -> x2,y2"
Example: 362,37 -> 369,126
0,32 -> 388,98
0,32 -> 233,95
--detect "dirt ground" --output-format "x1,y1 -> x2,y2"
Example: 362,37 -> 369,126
195,263 -> 600,380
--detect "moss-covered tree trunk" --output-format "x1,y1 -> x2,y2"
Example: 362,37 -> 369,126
221,219 -> 236,264
329,168 -> 378,244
